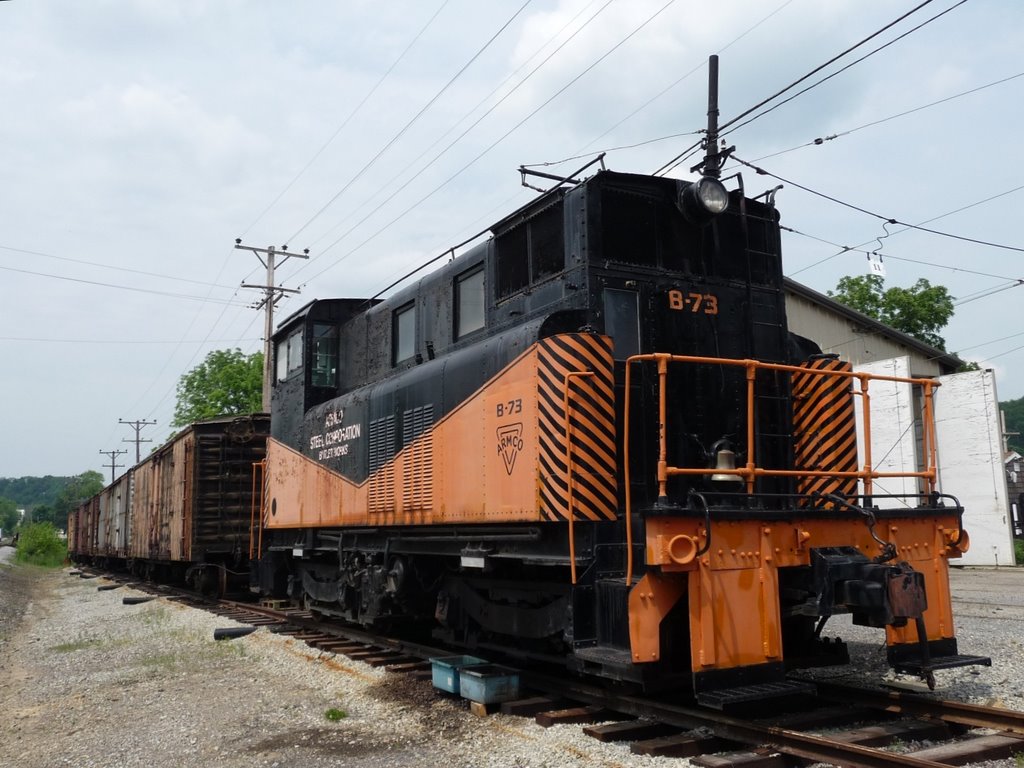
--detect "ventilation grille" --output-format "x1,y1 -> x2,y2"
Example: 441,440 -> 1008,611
402,405 -> 434,512
368,415 -> 395,513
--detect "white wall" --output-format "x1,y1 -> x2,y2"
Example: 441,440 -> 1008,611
851,360 -> 1014,566
854,357 -> 919,500
934,369 -> 1016,566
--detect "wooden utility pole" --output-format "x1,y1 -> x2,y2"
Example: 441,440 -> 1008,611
98,449 -> 127,484
235,241 -> 308,411
119,418 -> 156,464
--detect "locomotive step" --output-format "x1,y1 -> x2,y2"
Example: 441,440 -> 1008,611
696,680 -> 816,710
892,653 -> 992,675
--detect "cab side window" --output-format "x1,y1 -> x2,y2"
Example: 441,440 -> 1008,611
276,329 -> 303,381
455,267 -> 485,340
393,303 -> 415,364
311,324 -> 338,387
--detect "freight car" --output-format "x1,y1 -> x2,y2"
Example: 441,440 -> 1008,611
251,164 -> 989,705
68,415 -> 269,594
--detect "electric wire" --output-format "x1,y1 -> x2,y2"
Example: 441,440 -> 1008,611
238,0 -> 451,239
0,264 -> 246,305
654,1 -> 950,176
571,0 -> 796,159
285,0 -> 534,245
789,183 -> 1024,275
0,244 -> 238,289
298,0 -> 617,259
297,0 -> 679,287
748,70 -> 1024,163
717,0 -> 939,134
782,224 -> 1024,284
735,156 -> 1024,255
720,0 -> 969,139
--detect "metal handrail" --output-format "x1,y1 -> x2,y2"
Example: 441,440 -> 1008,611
623,353 -> 941,585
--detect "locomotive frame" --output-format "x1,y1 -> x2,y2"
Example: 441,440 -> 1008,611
252,168 -> 987,705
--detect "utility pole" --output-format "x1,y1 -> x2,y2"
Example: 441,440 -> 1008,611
235,241 -> 309,411
119,418 -> 157,464
98,449 -> 127,484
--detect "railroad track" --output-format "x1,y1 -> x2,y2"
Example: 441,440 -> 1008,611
76,568 -> 1024,768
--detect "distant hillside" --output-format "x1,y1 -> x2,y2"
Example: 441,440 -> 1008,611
0,475 -> 74,509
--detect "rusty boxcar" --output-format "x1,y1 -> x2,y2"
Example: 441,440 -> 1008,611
69,414 -> 269,593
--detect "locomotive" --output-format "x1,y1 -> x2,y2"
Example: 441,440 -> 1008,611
253,166 -> 988,705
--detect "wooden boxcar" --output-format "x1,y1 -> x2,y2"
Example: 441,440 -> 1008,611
69,414 -> 269,593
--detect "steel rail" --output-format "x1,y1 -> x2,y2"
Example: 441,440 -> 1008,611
518,670 -> 959,768
810,680 -> 1024,735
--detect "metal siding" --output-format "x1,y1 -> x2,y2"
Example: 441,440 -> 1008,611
786,292 -> 946,378
935,369 -> 1016,566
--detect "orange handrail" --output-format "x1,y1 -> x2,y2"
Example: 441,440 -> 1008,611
622,352 -> 941,585
249,459 -> 265,561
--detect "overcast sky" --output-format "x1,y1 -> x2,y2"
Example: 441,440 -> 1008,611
2,0 -> 1022,480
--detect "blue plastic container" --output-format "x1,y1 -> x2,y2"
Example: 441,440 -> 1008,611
429,655 -> 486,694
458,664 -> 520,704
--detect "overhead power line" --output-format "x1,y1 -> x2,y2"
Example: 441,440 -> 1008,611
286,0 -> 535,245
299,0 -> 680,287
0,244 -> 238,289
733,156 -> 1024,255
720,0 -> 969,138
0,264 -> 247,305
239,0 -> 452,238
750,70 -> 1024,162
297,0 -> 617,261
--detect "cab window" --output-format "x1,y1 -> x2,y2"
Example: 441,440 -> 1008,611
455,267 -> 485,339
393,303 -> 415,364
311,324 -> 338,387
276,329 -> 303,381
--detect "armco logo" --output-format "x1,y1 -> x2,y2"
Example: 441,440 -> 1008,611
496,423 -> 525,475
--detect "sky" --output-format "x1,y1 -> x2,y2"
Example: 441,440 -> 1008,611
2,0 -> 1022,479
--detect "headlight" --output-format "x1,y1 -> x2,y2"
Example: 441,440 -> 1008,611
677,176 -> 730,224
695,177 -> 729,215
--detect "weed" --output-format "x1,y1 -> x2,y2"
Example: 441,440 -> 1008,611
324,708 -> 348,722
136,605 -> 171,627
1013,751 -> 1024,768
50,638 -> 103,653
14,523 -> 66,568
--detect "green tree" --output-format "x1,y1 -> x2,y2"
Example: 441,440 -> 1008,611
172,348 -> 264,427
1001,396 -> 1024,456
15,522 -> 66,567
0,497 -> 20,535
50,471 -> 105,531
828,274 -> 955,351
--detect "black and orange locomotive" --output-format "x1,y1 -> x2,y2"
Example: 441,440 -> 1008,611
253,167 -> 987,705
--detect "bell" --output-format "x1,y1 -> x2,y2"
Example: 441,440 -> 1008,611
710,447 -> 744,484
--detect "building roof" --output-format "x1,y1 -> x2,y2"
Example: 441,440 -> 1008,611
783,277 -> 966,372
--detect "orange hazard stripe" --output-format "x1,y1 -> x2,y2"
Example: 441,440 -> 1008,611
537,334 -> 617,521
793,358 -> 858,499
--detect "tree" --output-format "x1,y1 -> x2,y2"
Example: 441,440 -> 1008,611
0,497 -> 20,535
172,348 -> 264,427
1001,396 -> 1024,456
828,274 -> 955,351
49,471 -> 105,531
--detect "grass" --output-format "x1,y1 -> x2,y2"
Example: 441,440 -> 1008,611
13,522 -> 66,568
50,638 -> 104,653
1014,538 -> 1024,566
324,707 -> 348,722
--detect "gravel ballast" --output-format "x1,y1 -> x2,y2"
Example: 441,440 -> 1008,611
1,553 -> 1022,767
